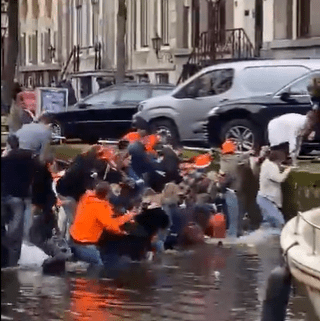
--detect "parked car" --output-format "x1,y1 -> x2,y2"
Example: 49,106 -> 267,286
133,59 -> 320,146
205,70 -> 320,152
48,82 -> 175,142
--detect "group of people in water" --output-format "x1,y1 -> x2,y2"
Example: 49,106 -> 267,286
1,77 -> 320,274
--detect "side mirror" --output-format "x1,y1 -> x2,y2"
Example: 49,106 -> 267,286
280,92 -> 292,102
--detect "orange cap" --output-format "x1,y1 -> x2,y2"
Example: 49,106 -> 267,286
221,139 -> 236,155
194,153 -> 213,168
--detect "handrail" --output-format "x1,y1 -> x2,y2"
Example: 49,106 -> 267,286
294,211 -> 320,255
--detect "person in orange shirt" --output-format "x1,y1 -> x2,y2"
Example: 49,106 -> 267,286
69,182 -> 135,267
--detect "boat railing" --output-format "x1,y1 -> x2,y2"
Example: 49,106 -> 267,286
294,211 -> 320,255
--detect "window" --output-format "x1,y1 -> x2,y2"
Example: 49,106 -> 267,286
184,68 -> 234,98
140,0 -> 148,47
41,33 -> 45,62
152,88 -> 173,97
242,66 -> 309,95
76,6 -> 82,46
119,88 -> 149,102
20,33 -> 26,66
92,1 -> 99,44
297,0 -> 310,38
84,89 -> 118,105
161,0 -> 169,45
277,71 -> 320,96
156,73 -> 169,84
132,0 -> 137,49
28,35 -> 32,63
182,6 -> 189,48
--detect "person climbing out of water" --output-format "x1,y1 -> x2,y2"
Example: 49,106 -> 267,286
256,144 -> 292,229
69,182 -> 136,268
267,75 -> 320,166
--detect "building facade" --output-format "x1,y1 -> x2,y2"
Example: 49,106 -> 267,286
18,0 -> 61,88
261,0 -> 320,58
16,0 -> 274,98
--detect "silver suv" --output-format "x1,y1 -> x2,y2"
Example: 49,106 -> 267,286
133,59 -> 320,145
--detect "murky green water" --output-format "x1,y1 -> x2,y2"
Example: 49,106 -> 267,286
1,237 -> 318,321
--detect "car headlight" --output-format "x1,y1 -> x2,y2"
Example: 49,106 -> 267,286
208,106 -> 220,117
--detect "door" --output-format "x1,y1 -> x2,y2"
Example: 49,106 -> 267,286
98,87 -> 150,139
73,88 -> 120,140
173,68 -> 235,141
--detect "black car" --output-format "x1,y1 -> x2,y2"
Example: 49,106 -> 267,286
49,82 -> 175,143
206,70 -> 320,152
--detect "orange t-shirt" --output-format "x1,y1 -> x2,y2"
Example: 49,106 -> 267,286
70,191 -> 134,244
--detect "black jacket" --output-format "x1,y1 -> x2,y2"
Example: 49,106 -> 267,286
1,149 -> 36,198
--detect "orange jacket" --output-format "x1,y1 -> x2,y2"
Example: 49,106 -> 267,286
141,134 -> 160,154
123,131 -> 141,143
70,190 -> 134,244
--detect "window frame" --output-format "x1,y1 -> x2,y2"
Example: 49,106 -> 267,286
118,87 -> 150,103
176,68 -> 235,99
83,88 -> 120,106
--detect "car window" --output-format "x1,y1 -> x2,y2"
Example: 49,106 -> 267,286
278,71 -> 320,96
241,66 -> 309,95
84,89 -> 118,105
119,88 -> 149,102
182,68 -> 234,98
151,88 -> 173,97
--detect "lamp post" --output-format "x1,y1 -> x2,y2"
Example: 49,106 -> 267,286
152,33 -> 173,63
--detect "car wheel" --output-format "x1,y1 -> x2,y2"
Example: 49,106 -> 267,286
150,119 -> 180,147
221,119 -> 261,152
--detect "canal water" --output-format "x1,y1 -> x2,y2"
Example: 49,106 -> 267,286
1,230 -> 318,321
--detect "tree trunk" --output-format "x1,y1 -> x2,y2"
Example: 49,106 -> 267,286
116,0 -> 126,84
2,0 -> 19,106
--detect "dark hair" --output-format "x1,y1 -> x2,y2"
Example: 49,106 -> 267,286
12,82 -> 22,101
38,113 -> 53,124
7,134 -> 19,150
268,150 -> 287,163
95,182 -> 110,199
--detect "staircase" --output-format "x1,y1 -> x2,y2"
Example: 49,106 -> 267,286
177,28 -> 257,85
60,42 -> 102,80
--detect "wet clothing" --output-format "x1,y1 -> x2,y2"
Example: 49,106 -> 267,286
256,195 -> 285,228
70,191 -> 134,244
258,159 -> 291,209
1,196 -> 26,267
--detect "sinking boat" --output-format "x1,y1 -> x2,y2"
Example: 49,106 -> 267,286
280,207 -> 320,318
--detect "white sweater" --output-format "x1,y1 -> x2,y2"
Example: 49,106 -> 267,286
258,159 -> 291,208
268,113 -> 307,153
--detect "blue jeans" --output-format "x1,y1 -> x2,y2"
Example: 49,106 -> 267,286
69,240 -> 103,266
1,196 -> 26,266
225,189 -> 239,237
256,195 -> 285,228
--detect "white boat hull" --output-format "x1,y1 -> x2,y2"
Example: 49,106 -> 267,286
280,208 -> 320,319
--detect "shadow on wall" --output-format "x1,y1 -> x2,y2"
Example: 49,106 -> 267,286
282,171 -> 320,221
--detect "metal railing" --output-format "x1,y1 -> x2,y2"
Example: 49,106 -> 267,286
177,28 -> 256,84
294,211 -> 320,255
60,42 -> 102,79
